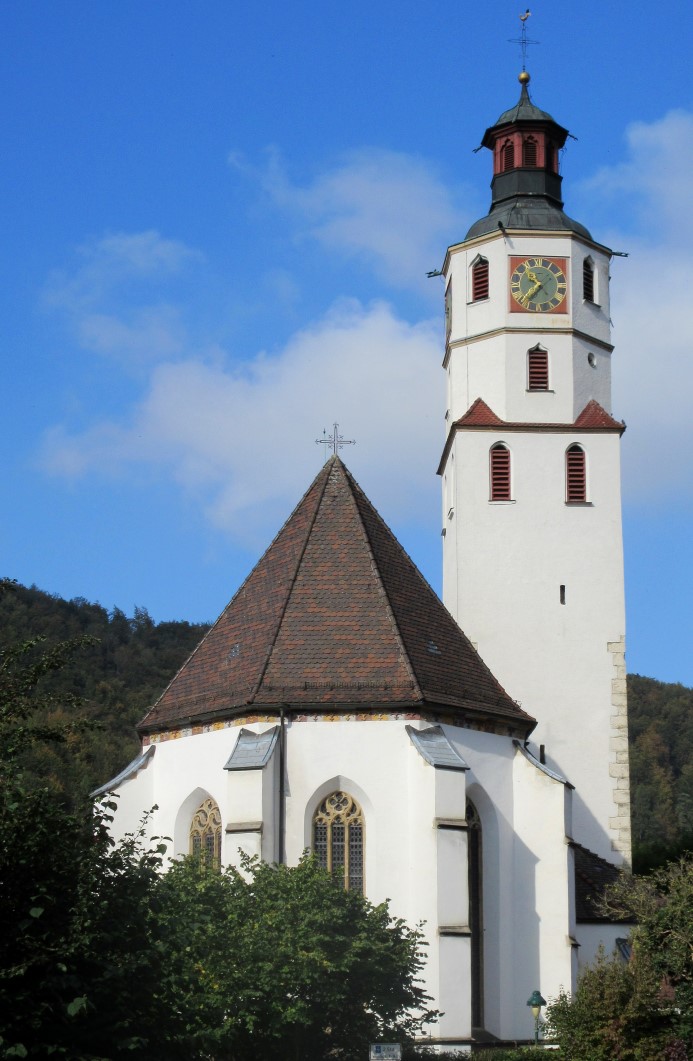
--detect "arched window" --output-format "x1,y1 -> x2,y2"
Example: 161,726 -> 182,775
527,346 -> 549,391
313,791 -> 364,893
522,136 -> 537,167
467,800 -> 484,1030
471,257 -> 489,302
583,257 -> 595,302
501,139 -> 515,172
545,141 -> 555,172
189,796 -> 222,867
566,444 -> 587,503
489,444 -> 511,501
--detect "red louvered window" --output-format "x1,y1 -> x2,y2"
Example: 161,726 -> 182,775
501,140 -> 515,172
527,347 -> 549,391
523,137 -> 538,167
583,258 -> 595,302
566,445 -> 586,502
472,258 -> 489,302
490,444 -> 511,501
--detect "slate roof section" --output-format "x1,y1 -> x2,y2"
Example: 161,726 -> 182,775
572,842 -> 631,923
139,458 -> 533,735
407,725 -> 469,770
224,727 -> 279,771
91,745 -> 156,797
438,399 -> 626,474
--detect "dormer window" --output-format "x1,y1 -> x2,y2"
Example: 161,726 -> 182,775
523,137 -> 538,167
471,258 -> 489,302
501,139 -> 515,172
583,257 -> 595,302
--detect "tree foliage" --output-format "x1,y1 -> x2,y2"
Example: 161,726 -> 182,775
546,856 -> 693,1060
0,581 -> 208,807
628,674 -> 693,870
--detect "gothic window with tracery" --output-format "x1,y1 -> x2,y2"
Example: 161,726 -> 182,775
313,791 -> 364,893
189,796 -> 222,867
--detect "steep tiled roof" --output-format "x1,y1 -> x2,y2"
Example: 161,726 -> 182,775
573,842 -> 631,923
139,458 -> 532,734
438,399 -> 625,473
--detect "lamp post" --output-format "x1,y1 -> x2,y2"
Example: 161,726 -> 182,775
526,990 -> 546,1046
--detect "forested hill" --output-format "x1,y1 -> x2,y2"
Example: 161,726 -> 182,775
2,581 -> 691,867
0,581 -> 208,807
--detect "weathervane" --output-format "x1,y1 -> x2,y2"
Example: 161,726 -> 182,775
508,9 -> 539,72
316,423 -> 355,460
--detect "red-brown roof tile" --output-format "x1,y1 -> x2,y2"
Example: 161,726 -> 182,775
139,458 -> 533,734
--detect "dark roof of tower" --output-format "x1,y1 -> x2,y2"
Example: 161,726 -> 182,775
465,201 -> 592,242
489,81 -> 566,136
139,457 -> 532,735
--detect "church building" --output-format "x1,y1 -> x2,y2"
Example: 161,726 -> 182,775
99,71 -> 632,1050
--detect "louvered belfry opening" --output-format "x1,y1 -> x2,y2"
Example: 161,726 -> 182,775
566,445 -> 587,502
527,347 -> 549,391
583,258 -> 595,302
523,136 -> 538,167
501,139 -> 515,172
490,444 -> 511,501
472,258 -> 489,302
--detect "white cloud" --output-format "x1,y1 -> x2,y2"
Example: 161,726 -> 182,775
590,110 -> 693,504
44,230 -> 203,368
584,110 -> 693,241
41,299 -> 442,546
232,146 -> 473,294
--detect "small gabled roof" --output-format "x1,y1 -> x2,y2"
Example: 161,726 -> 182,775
139,458 -> 532,735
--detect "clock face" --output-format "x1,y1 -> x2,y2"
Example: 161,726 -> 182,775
509,256 -> 568,313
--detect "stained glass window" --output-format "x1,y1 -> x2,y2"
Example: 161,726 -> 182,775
189,796 -> 222,868
312,791 -> 364,893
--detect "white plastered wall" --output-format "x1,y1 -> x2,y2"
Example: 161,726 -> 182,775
442,425 -> 627,862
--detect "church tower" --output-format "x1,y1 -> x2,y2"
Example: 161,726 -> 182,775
440,72 -> 631,865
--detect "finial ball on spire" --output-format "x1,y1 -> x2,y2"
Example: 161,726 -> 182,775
519,70 -> 531,84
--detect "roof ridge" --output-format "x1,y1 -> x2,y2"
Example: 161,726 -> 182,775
247,459 -> 334,704
341,464 -> 424,702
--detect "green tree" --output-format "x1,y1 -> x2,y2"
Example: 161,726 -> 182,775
154,853 -> 438,1061
545,856 -> 693,1060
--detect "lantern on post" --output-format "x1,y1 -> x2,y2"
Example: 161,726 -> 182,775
526,989 -> 546,1045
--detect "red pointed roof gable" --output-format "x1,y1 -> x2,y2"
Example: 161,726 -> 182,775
574,399 -> 625,431
455,397 -> 505,427
139,458 -> 532,734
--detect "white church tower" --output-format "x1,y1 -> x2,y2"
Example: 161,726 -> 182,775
439,71 -> 631,865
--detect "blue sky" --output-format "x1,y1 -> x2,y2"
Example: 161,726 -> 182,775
2,1 -> 691,685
